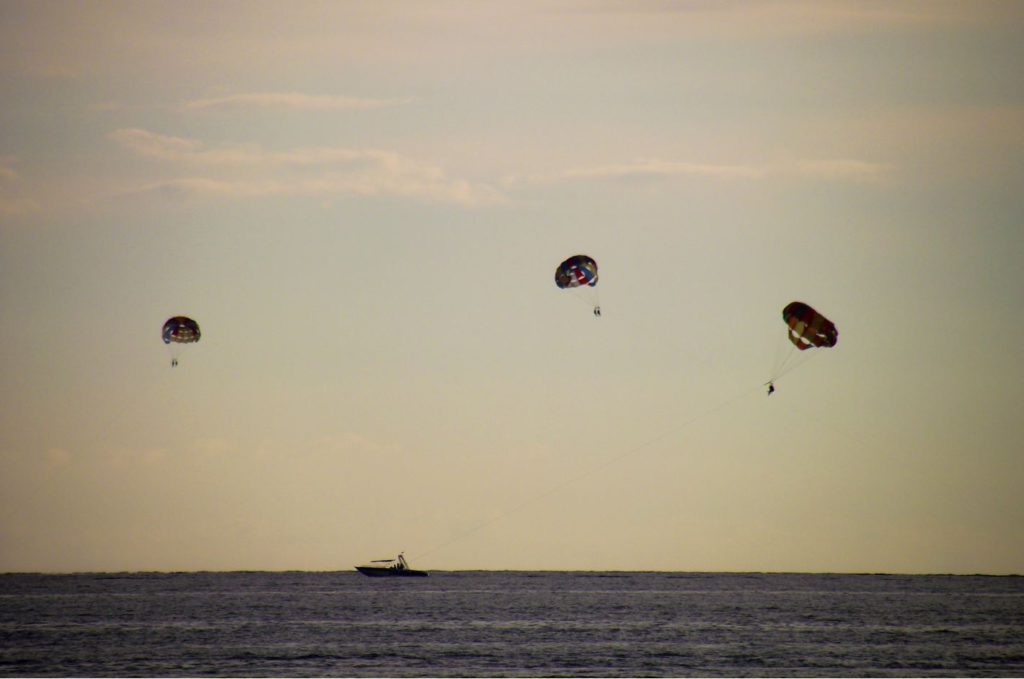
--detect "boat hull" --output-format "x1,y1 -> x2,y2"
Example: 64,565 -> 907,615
356,566 -> 428,577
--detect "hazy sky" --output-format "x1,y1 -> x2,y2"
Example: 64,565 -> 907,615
2,1 -> 1023,574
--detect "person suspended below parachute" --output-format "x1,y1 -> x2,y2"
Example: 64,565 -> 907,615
554,254 -> 601,317
767,301 -> 838,395
162,316 -> 201,367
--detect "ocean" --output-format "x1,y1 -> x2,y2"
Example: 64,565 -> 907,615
2,571 -> 1022,677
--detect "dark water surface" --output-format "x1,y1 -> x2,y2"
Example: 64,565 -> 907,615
2,571 -> 1023,677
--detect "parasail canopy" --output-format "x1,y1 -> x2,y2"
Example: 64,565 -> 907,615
162,316 -> 201,345
782,302 -> 837,351
555,255 -> 598,289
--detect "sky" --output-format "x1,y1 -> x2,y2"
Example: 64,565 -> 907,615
2,0 -> 1023,574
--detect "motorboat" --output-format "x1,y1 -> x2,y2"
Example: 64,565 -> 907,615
355,553 -> 428,577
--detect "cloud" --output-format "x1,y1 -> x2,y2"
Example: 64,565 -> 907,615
109,128 -> 507,207
193,437 -> 240,458
0,197 -> 40,217
786,158 -> 891,181
0,156 -> 41,217
108,129 -> 203,160
183,92 -> 411,112
568,0 -> 1002,38
0,156 -> 19,181
562,160 -> 767,181
513,156 -> 890,188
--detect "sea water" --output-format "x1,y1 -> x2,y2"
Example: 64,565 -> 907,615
2,571 -> 1022,677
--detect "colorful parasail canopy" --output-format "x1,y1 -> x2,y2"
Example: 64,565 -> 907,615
782,302 -> 837,350
555,255 -> 598,289
162,316 -> 201,345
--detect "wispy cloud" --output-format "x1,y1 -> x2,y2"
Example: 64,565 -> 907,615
0,196 -> 37,217
785,158 -> 891,181
0,155 -> 41,217
183,92 -> 412,112
0,155 -> 21,181
109,128 -> 506,207
562,160 -> 767,181
109,129 -> 203,160
513,156 -> 890,187
568,0 -> 1001,37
